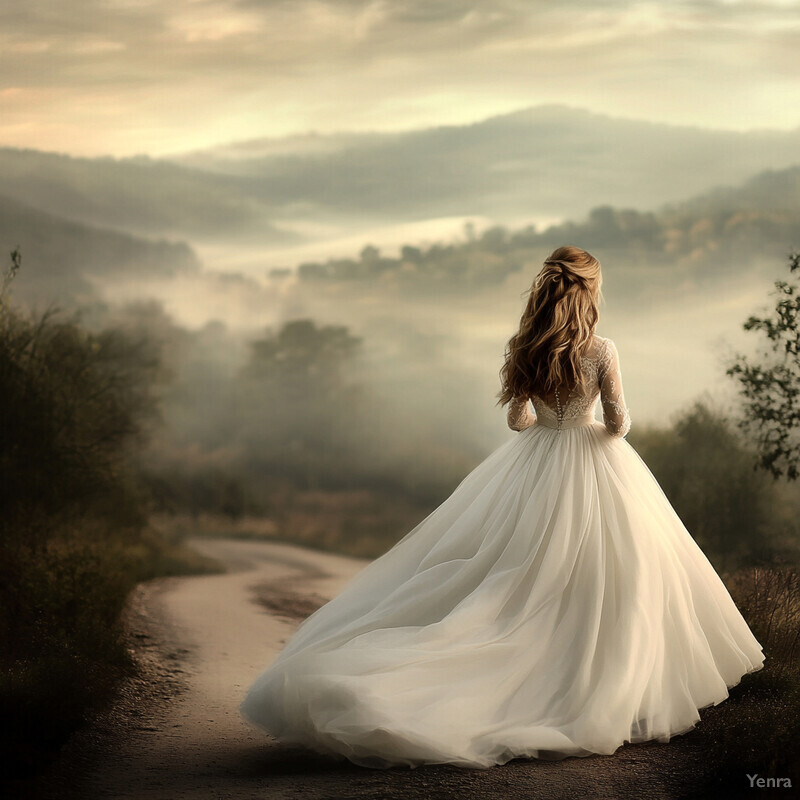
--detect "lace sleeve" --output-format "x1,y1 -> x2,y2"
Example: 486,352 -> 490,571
598,338 -> 631,438
506,396 -> 537,431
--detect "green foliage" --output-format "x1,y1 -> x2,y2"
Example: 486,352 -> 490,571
243,317 -> 361,383
0,287 -> 162,537
629,400 -> 788,571
237,318 -> 367,490
727,251 -> 800,480
0,250 -> 219,780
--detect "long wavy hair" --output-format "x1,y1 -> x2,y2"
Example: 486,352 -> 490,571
497,245 -> 603,406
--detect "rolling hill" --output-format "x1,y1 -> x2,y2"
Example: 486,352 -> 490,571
1,104 -> 798,254
0,193 -> 200,307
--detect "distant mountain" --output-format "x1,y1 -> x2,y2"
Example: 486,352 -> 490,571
1,104 -> 798,253
2,140 -> 799,313
169,103 -> 800,224
0,148 -> 300,246
666,162 -> 800,216
0,193 -> 200,307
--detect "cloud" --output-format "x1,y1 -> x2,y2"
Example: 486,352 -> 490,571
0,1 -> 798,156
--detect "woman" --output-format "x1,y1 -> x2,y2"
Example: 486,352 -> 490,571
240,245 -> 765,770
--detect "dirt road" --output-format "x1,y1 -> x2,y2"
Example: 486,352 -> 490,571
34,537 -> 713,800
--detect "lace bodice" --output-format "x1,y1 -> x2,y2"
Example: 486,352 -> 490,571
506,335 -> 631,438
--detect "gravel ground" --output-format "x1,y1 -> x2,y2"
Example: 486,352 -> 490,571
24,537 -> 729,800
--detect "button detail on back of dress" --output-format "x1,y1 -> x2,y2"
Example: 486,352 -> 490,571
554,388 -> 563,434
526,335 -> 631,437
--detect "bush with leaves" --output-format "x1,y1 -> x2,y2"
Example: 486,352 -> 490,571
727,250 -> 800,480
237,317 -> 366,490
628,399 -> 787,571
0,249 -> 218,781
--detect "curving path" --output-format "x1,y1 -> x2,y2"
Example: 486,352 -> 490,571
35,537 -> 712,800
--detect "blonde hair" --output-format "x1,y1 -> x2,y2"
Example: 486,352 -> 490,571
497,245 -> 603,406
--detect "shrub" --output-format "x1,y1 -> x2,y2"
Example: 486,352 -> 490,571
628,399 -> 794,570
0,251 -> 219,780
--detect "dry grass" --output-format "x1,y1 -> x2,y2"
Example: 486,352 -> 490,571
155,486 -> 435,559
0,521 -> 222,780
683,565 -> 800,795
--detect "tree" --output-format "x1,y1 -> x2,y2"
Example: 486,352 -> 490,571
238,319 -> 364,489
726,251 -> 800,480
630,400 -> 778,570
243,318 -> 361,385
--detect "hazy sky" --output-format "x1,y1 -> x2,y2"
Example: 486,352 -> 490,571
2,0 -> 799,158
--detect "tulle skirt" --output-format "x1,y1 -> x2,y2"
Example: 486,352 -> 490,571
239,419 -> 765,769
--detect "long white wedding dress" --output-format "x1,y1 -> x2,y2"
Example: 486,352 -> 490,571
239,334 -> 765,769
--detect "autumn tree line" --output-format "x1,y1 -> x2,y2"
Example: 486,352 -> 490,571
284,194 -> 799,296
